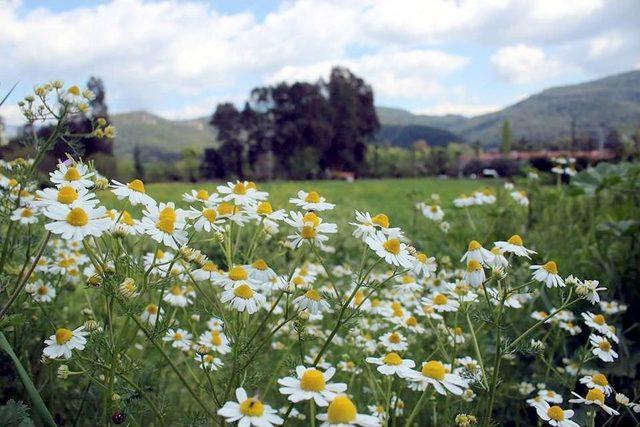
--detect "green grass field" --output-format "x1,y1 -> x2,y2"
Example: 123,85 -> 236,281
101,178 -> 499,229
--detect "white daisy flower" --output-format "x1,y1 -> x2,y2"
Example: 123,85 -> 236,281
163,285 -> 193,307
316,395 -> 380,427
285,211 -> 337,249
43,204 -> 111,241
350,211 -> 401,241
198,330 -> 231,354
27,281 -> 56,303
569,390 -> 619,416
162,328 -> 192,351
217,181 -> 268,207
532,400 -> 579,427
213,266 -> 257,289
365,353 -> 415,377
422,293 -> 459,312
289,190 -> 335,212
412,253 -> 437,277
49,162 -> 94,189
576,280 -> 606,304
187,206 -> 224,232
510,190 -> 529,207
192,261 -> 223,281
494,235 -> 536,258
42,326 -> 88,359
460,240 -> 494,265
378,331 -> 408,352
248,201 -> 287,221
34,185 -> 99,210
221,282 -> 265,314
589,334 -> 618,362
195,353 -> 224,371
138,202 -> 188,249
217,387 -> 283,426
206,316 -> 224,331
420,204 -> 444,221
140,304 -> 162,325
538,390 -> 563,404
182,188 -> 222,205
405,360 -> 468,395
11,206 -> 39,225
530,262 -> 564,288
278,366 -> 347,407
246,259 -> 278,284
580,373 -> 613,395
110,179 -> 155,206
463,259 -> 485,287
487,247 -> 509,268
582,312 -> 618,342
366,231 -> 414,268
293,289 -> 331,315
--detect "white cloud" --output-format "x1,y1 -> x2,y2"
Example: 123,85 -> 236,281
491,44 -> 570,84
415,103 -> 502,117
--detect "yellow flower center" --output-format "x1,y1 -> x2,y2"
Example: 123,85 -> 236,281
196,189 -> 209,200
371,299 -> 381,307
292,276 -> 304,286
593,314 -> 606,325
66,207 -> 89,226
598,340 -> 611,352
233,182 -> 247,195
543,261 -> 558,275
467,259 -> 482,272
371,213 -> 390,228
239,398 -> 264,417
202,208 -> 217,222
421,360 -> 446,380
234,284 -> 254,299
55,328 -> 73,345
229,266 -> 248,281
454,327 -> 463,335
121,210 -> 134,226
127,179 -> 145,193
203,261 -> 218,272
383,238 -> 401,255
64,167 -> 81,181
247,181 -> 257,190
300,368 -> 326,391
507,234 -> 524,246
433,294 -> 448,305
170,286 -> 183,296
21,209 -> 33,218
217,202 -> 235,216
305,191 -> 321,203
468,240 -> 482,251
586,388 -> 605,404
388,332 -> 401,344
383,352 -> 403,365
301,225 -> 317,239
303,212 -> 320,227
257,202 -> 273,215
592,373 -> 608,386
354,291 -> 365,305
146,304 -> 158,314
156,249 -> 165,259
57,186 -> 78,204
251,259 -> 268,270
210,331 -> 223,346
156,207 -> 176,234
547,406 -> 565,421
37,286 -> 48,295
327,396 -> 357,424
305,289 -> 322,301
174,332 -> 183,340
416,253 -> 427,263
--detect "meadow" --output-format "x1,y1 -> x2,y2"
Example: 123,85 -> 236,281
1,83 -> 639,427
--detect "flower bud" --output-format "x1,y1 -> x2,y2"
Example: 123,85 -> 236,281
530,339 -> 545,352
84,319 -> 101,332
57,364 -> 69,379
616,393 -> 630,405
491,266 -> 507,280
118,278 -> 138,299
87,274 -> 103,287
455,414 -> 477,426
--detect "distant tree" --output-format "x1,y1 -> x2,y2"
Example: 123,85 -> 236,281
501,119 -> 513,154
200,148 -> 226,179
133,144 -> 145,179
210,103 -> 245,179
604,129 -> 623,154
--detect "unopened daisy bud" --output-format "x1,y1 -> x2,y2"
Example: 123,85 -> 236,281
104,125 -> 116,139
105,264 -> 116,274
191,314 -> 200,322
112,224 -> 128,238
25,95 -> 35,102
491,266 -> 507,280
82,89 -> 95,100
57,364 -> 70,379
93,128 -> 104,138
40,355 -> 52,364
455,414 -> 477,426
84,319 -> 100,332
87,274 -> 103,287
52,80 -> 64,89
35,86 -> 46,96
82,308 -> 94,317
111,393 -> 121,402
77,103 -> 89,113
195,345 -> 210,355
565,275 -> 580,287
298,311 -> 310,321
67,85 -> 81,96
214,231 -> 225,244
118,278 -> 137,299
406,245 -> 417,256
97,117 -> 107,126
530,339 -> 545,352
94,177 -> 109,190
615,393 -> 630,405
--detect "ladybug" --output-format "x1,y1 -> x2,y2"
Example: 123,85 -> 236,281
111,411 -> 127,424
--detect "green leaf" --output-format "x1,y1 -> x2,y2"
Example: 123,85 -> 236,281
0,400 -> 36,427
0,332 -> 56,427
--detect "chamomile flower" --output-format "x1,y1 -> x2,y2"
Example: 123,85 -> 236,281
110,179 -> 155,206
27,281 -> 56,303
576,280 -> 606,304
195,353 -> 224,371
487,247 -> 509,268
182,188 -> 221,205
285,211 -> 337,249
293,289 -> 331,315
218,387 -> 283,426
11,206 -> 38,225
366,231 -> 414,268
463,259 -> 485,287
34,185 -> 99,210
187,206 -> 224,232
198,330 -> 231,354
290,190 -> 335,211
580,373 -> 613,395
246,259 -> 278,284
494,235 -> 536,258
538,389 -> 563,404
454,194 -> 474,208
192,261 -> 223,281
589,334 -> 618,362
316,395 -> 380,427
460,240 -> 494,265
569,389 -> 619,415
530,262 -> 564,288
139,202 -> 188,249
405,360 -> 468,395
365,353 -> 415,377
217,181 -> 268,207
582,312 -> 618,341
420,204 -> 444,221
412,253 -> 437,277
162,328 -> 192,351
221,282 -> 265,314
42,326 -> 88,359
214,266 -> 256,289
43,204 -> 111,241
350,211 -> 401,240
378,331 -> 408,352
278,366 -> 347,406
163,285 -> 193,307
532,401 -> 579,427
422,293 -> 459,312
510,191 -> 530,207
140,304 -> 162,325
49,162 -> 94,189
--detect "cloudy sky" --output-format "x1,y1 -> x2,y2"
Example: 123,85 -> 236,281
1,0 -> 638,125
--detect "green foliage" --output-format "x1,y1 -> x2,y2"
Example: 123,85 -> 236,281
0,400 -> 36,427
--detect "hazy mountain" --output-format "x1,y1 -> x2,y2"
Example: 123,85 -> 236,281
376,106 -> 468,130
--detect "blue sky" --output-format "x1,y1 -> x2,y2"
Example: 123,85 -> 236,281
1,0 -> 638,125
